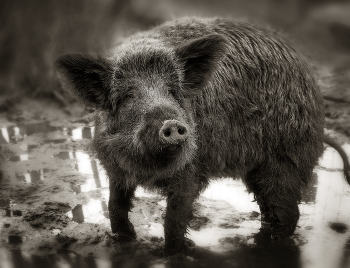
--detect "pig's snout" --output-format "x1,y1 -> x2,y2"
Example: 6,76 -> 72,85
159,120 -> 189,145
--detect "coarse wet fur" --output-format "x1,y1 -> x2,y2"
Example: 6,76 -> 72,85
55,17 -> 350,255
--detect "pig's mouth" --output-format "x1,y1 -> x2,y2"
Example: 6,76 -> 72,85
156,119 -> 190,159
161,144 -> 183,157
147,142 -> 189,169
129,118 -> 196,173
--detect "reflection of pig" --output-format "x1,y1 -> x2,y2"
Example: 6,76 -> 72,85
71,204 -> 84,224
56,17 -> 350,255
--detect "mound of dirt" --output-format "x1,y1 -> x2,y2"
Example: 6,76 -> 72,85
23,202 -> 71,229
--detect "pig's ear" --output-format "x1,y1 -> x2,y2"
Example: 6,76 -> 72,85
55,54 -> 113,109
175,34 -> 228,93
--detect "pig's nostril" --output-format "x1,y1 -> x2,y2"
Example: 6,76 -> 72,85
177,127 -> 185,135
164,129 -> 172,137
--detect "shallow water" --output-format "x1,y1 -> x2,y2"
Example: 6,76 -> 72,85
0,122 -> 350,268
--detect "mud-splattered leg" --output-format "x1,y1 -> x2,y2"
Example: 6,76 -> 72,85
258,201 -> 272,224
245,160 -> 306,239
108,178 -> 136,240
164,184 -> 199,255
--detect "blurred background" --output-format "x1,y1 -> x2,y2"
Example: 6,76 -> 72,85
0,2 -> 349,267
0,0 -> 349,136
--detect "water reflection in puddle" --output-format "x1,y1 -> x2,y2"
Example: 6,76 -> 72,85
7,235 -> 25,244
16,168 -> 50,183
54,142 -> 350,268
53,150 -> 109,223
4,209 -> 23,217
57,150 -> 156,224
195,145 -> 350,268
298,155 -> 350,268
53,150 -> 111,224
54,150 -> 109,192
202,179 -> 259,213
68,127 -> 95,141
0,122 -> 60,144
1,119 -> 350,267
0,122 -> 94,145
0,249 -> 112,268
0,198 -> 23,218
68,199 -> 110,224
9,154 -> 29,162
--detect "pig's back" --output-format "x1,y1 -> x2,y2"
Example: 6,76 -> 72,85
118,17 -> 325,174
157,17 -> 325,174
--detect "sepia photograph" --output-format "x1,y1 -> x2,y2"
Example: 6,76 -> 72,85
0,0 -> 350,267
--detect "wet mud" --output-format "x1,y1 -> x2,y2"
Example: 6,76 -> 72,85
1,33 -> 350,265
0,103 -> 349,268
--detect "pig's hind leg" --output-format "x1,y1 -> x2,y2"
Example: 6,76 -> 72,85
108,178 -> 136,240
245,159 -> 305,239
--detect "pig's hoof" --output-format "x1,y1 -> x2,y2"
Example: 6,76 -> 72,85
107,230 -> 136,241
271,227 -> 294,240
183,238 -> 196,254
164,238 -> 196,256
271,233 -> 281,240
117,232 -> 136,241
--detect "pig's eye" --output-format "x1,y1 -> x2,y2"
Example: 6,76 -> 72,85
168,87 -> 178,98
168,89 -> 175,96
126,92 -> 135,98
126,89 -> 138,99
168,87 -> 184,102
121,89 -> 138,104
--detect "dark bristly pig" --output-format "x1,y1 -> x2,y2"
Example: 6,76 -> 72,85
55,17 -> 350,255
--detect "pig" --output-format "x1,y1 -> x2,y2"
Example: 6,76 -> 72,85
55,17 -> 350,255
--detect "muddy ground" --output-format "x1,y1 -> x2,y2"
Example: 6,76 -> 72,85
1,8 -> 350,268
0,68 -> 350,268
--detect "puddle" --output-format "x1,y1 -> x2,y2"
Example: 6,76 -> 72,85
0,122 -> 60,144
69,201 -> 109,224
0,249 -> 113,268
1,118 -> 350,268
130,145 -> 349,267
7,235 -> 25,244
54,150 -> 157,197
3,209 -> 23,217
16,168 -> 50,183
9,154 -> 29,162
49,143 -> 349,268
54,143 -> 350,266
53,151 -> 108,192
52,151 -> 113,224
0,122 -> 94,145
0,199 -> 22,217
68,126 -> 95,141
201,179 -> 260,213
68,192 -> 110,224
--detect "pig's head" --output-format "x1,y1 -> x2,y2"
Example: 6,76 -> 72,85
55,34 -> 228,176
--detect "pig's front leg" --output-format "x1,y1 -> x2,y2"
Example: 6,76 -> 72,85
164,186 -> 199,255
108,179 -> 136,240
